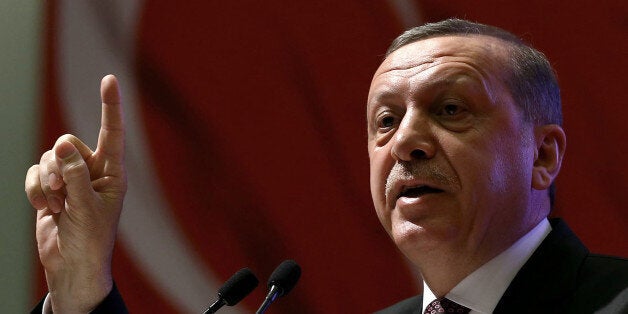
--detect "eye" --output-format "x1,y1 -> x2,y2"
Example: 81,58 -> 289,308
375,112 -> 399,132
443,104 -> 461,116
434,99 -> 473,131
381,116 -> 395,128
435,100 -> 468,119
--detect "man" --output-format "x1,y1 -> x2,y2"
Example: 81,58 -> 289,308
368,19 -> 627,313
26,19 -> 626,313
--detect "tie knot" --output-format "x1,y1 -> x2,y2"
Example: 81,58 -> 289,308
424,298 -> 470,314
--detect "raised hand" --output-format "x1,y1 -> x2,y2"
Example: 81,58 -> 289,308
25,75 -> 127,313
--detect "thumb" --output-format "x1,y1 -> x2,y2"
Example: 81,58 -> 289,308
55,141 -> 96,207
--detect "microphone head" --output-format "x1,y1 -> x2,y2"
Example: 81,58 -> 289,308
218,268 -> 259,306
268,260 -> 301,297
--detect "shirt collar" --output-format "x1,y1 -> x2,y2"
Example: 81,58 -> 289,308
422,218 -> 551,314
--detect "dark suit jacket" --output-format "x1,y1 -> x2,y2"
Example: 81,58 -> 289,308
376,218 -> 628,314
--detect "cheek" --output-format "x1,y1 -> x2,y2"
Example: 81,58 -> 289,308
488,134 -> 533,192
493,148 -> 534,217
452,130 -> 533,214
369,146 -> 393,229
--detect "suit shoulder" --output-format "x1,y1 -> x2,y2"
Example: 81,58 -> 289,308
584,254 -> 628,266
567,254 -> 628,313
579,254 -> 628,287
374,295 -> 422,314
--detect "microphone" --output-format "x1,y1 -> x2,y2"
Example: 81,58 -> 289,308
255,260 -> 302,314
203,268 -> 259,314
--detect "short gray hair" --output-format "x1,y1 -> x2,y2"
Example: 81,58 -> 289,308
386,18 -> 562,126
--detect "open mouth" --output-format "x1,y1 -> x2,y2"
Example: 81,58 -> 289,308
399,185 -> 444,198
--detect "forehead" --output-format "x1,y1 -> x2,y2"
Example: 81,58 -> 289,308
367,35 -> 512,110
372,35 -> 511,83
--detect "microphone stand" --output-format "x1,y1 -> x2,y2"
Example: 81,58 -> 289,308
203,298 -> 226,314
255,285 -> 281,314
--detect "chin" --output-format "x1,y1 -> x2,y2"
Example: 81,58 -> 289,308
393,219 -> 460,255
393,221 -> 432,250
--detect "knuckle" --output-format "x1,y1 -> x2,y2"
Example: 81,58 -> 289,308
62,160 -> 87,178
25,186 -> 45,209
40,150 -> 53,163
25,170 -> 39,189
24,184 -> 36,197
27,164 -> 39,176
56,134 -> 88,153
56,133 -> 79,144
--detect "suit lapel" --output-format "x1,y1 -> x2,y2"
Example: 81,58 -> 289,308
493,218 -> 588,313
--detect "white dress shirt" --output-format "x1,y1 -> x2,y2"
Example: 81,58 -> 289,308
422,218 -> 552,314
41,293 -> 51,314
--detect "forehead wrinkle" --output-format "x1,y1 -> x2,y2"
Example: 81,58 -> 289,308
373,60 -> 497,106
378,35 -> 513,98
368,36 -> 517,124
377,49 -> 496,84
376,57 -> 437,77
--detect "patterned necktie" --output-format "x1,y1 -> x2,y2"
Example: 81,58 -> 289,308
424,298 -> 471,314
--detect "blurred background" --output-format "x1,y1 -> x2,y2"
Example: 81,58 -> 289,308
1,1 -> 626,313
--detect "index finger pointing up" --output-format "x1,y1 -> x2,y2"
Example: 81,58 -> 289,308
97,74 -> 125,161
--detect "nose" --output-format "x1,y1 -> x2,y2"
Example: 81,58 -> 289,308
390,113 -> 436,161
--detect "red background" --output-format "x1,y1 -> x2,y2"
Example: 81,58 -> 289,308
38,1 -> 627,313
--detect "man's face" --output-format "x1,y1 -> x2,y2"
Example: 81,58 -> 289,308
367,35 -> 537,263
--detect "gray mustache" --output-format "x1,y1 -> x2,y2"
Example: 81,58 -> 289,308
385,161 -> 457,199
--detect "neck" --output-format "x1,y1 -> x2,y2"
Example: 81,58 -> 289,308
416,217 -> 546,297
418,249 -> 491,297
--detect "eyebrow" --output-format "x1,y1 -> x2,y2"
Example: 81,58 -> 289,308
369,90 -> 400,103
367,71 -> 495,117
370,72 -> 482,101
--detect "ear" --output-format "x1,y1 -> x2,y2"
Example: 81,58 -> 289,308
532,124 -> 566,190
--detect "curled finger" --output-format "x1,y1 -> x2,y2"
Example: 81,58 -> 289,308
25,165 -> 47,210
38,150 -> 66,214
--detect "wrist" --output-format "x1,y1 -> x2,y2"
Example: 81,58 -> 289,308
46,264 -> 113,314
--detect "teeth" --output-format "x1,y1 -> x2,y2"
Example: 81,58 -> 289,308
399,185 -> 442,198
402,185 -> 425,194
